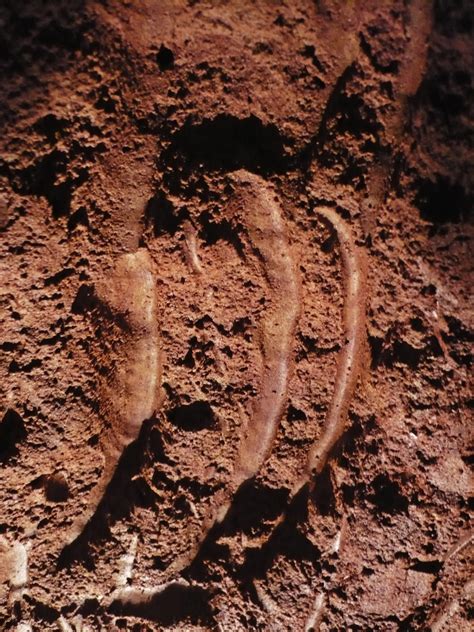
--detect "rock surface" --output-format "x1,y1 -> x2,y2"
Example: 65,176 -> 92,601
0,0 -> 472,630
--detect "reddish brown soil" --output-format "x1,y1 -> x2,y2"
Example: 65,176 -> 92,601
0,1 -> 472,630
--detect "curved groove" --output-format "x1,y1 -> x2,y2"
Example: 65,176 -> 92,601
293,206 -> 366,497
230,170 -> 301,488
107,580 -> 213,626
444,529 -> 473,563
62,249 -> 162,549
256,206 -> 367,551
168,170 -> 301,573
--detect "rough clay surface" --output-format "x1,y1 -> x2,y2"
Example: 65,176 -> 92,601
0,1 -> 472,630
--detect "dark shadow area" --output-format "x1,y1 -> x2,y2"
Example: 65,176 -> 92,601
368,333 -> 443,370
0,0 -> 90,75
3,149 -> 88,218
155,44 -> 175,71
143,191 -> 189,236
161,114 -> 288,173
409,559 -> 443,574
310,467 -> 336,516
174,480 -> 293,581
225,481 -> 290,535
30,597 -> 60,625
182,479 -> 322,585
0,408 -> 27,462
237,484 -> 321,581
167,400 -> 216,431
0,1 -> 101,222
71,282 -> 132,334
414,175 -> 471,224
369,473 -> 409,515
57,419 -> 156,569
198,209 -> 245,255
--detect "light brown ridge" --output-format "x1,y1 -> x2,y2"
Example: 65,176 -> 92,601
261,204 -> 366,544
62,249 -> 162,550
168,169 -> 301,574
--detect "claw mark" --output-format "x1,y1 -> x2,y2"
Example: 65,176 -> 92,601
116,534 -> 138,588
0,536 -> 32,629
445,529 -> 473,563
183,220 -> 203,274
64,249 -> 162,549
106,534 -> 187,607
330,516 -> 347,555
169,170 -> 301,573
0,537 -> 31,607
230,170 -> 301,489
57,617 -> 73,632
426,530 -> 474,630
107,579 -> 189,609
300,209 -> 364,631
279,206 -> 366,503
301,206 -> 366,489
253,579 -> 278,617
362,0 -> 432,236
57,615 -> 93,632
9,541 -> 30,606
261,206 -> 365,543
398,0 -> 433,107
304,593 -> 326,632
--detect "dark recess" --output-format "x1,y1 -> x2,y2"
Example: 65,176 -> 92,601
369,474 -> 409,515
225,482 -> 289,535
162,114 -> 288,172
44,473 -> 70,502
167,400 -> 215,431
415,175 -> 471,223
156,44 -> 175,71
0,409 -> 27,462
144,191 -> 188,236
198,210 -> 245,255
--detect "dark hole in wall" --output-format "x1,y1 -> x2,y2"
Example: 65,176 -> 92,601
32,599 -> 60,624
224,482 -> 289,535
162,114 -> 288,172
369,474 -> 409,515
0,409 -> 27,462
414,175 -> 471,223
44,473 -> 70,502
287,404 -> 307,422
167,400 -> 215,431
409,559 -> 443,574
144,191 -> 188,236
156,44 -> 174,70
34,113 -> 69,143
67,206 -> 89,231
198,210 -> 245,255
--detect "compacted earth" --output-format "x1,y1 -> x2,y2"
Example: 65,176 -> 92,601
0,1 -> 472,630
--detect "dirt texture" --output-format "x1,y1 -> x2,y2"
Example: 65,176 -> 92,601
0,1 -> 473,630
